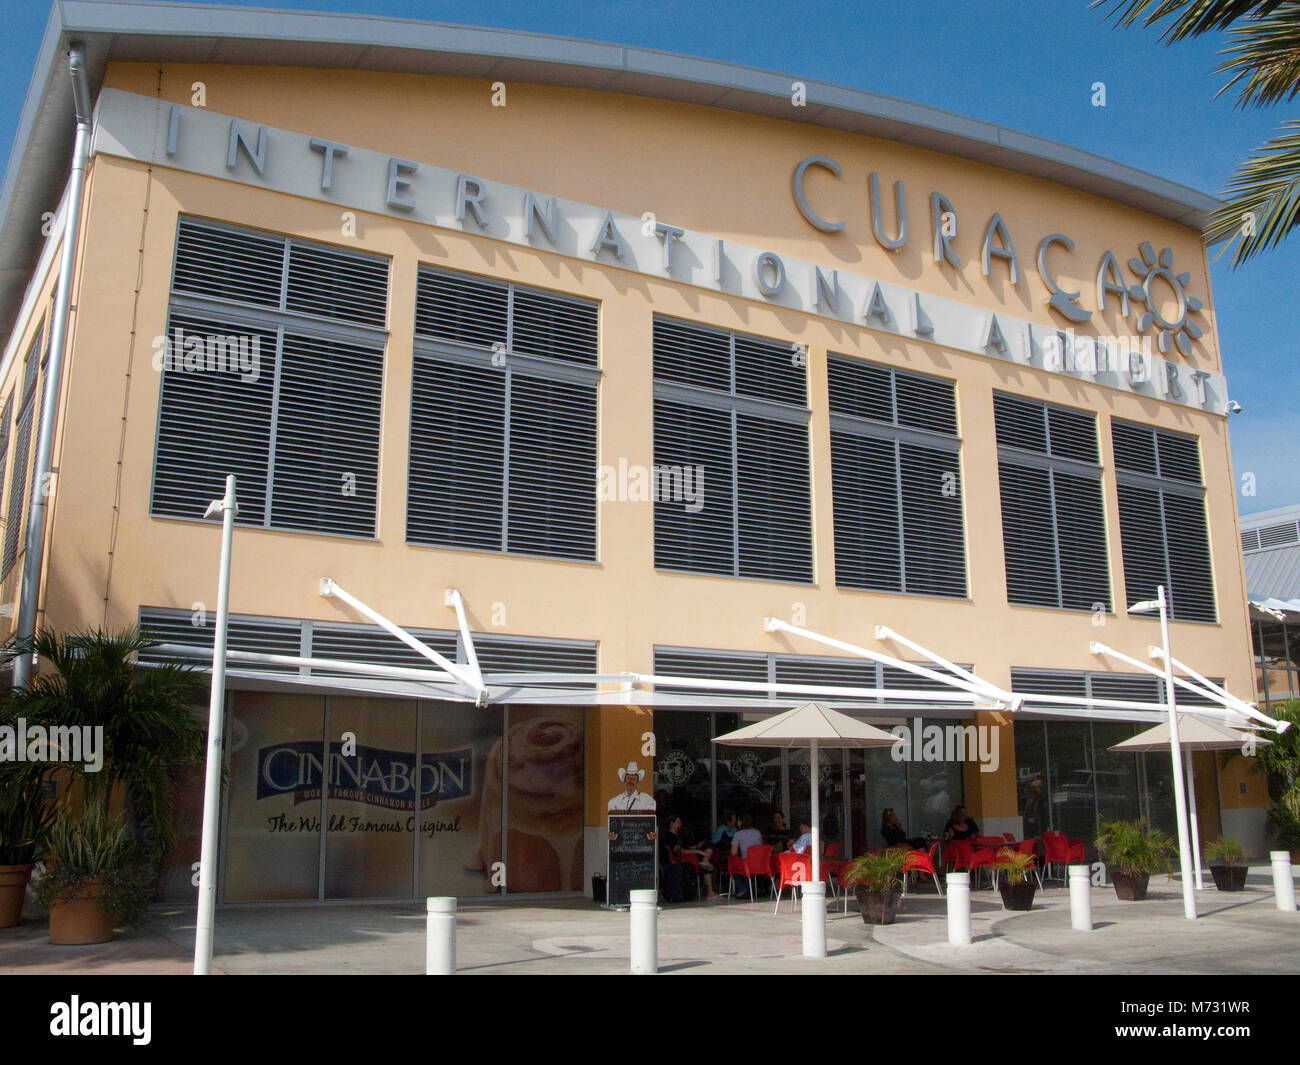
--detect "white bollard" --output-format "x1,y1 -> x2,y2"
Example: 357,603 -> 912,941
1068,865 -> 1093,931
947,872 -> 971,945
1270,852 -> 1297,913
425,897 -> 456,974
630,888 -> 658,973
801,881 -> 827,959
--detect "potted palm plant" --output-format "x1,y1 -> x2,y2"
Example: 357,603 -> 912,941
1203,836 -> 1248,892
0,762 -> 55,927
3,628 -> 205,938
995,848 -> 1038,910
34,798 -> 150,944
1096,819 -> 1173,901
842,849 -> 907,925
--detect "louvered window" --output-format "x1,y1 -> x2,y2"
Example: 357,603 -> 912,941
1012,667 -> 1223,713
407,267 -> 598,561
138,608 -> 595,683
1113,420 -> 1215,622
0,395 -> 12,528
653,317 -> 811,582
994,394 -> 1110,612
828,356 -> 964,596
3,328 -> 42,576
153,218 -> 389,536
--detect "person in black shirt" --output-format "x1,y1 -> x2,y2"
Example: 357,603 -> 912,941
943,805 -> 979,841
880,808 -> 926,850
661,814 -> 717,898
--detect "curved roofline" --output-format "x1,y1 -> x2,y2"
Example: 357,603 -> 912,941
0,0 -> 1221,343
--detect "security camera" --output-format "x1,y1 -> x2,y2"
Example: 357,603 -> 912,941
1228,400 -> 1243,414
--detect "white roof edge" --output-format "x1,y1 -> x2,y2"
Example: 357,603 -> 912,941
0,0 -> 1221,346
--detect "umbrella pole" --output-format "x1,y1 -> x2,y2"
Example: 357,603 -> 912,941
1184,746 -> 1203,890
810,738 -> 820,884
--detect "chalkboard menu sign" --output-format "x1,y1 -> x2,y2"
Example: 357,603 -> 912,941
607,814 -> 657,908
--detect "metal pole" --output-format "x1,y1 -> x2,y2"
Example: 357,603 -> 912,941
629,888 -> 658,973
1158,586 -> 1197,920
810,738 -> 821,885
194,476 -> 237,975
946,871 -> 971,945
425,897 -> 457,974
1184,747 -> 1203,890
1068,864 -> 1093,931
13,47 -> 92,687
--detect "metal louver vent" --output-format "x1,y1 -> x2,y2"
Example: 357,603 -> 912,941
511,287 -> 598,365
1047,407 -> 1098,463
994,394 -> 1048,454
1241,528 -> 1260,552
3,389 -> 35,575
173,219 -> 284,308
310,622 -> 458,678
415,268 -> 508,348
1257,522 -> 1300,549
1010,669 -> 1088,710
896,372 -> 957,436
775,655 -> 879,700
409,269 -> 599,561
474,636 -> 597,677
653,317 -> 811,582
827,356 -> 892,422
653,647 -> 769,695
286,243 -> 389,327
1113,418 -> 1214,623
139,608 -> 302,674
0,394 -> 11,524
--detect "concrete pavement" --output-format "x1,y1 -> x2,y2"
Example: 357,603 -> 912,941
1,865 -> 1296,975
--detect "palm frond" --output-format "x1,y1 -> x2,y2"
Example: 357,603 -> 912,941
1215,5 -> 1300,107
1093,0 -> 1292,39
1205,119 -> 1300,264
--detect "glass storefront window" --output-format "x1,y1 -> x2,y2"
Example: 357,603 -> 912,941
787,747 -> 843,847
223,693 -> 326,902
325,697 -> 416,899
652,711 -> 716,847
1014,721 -> 1049,841
908,747 -> 962,840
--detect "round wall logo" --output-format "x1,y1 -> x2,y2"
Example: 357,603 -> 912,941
732,750 -> 768,786
1127,241 -> 1203,357
796,752 -> 833,784
659,748 -> 696,787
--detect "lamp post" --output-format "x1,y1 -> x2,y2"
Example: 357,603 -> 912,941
194,475 -> 238,974
1128,585 -> 1196,920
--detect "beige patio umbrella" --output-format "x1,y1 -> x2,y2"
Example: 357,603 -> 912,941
1109,714 -> 1272,889
712,702 -> 899,888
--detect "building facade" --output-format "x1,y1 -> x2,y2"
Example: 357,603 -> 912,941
0,3 -> 1272,901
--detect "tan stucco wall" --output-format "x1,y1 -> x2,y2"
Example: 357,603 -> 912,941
17,62 -> 1256,829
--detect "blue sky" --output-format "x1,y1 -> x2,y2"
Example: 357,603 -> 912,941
1,0 -> 1295,513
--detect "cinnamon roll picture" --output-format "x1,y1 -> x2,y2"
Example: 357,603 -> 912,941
469,708 -> 585,893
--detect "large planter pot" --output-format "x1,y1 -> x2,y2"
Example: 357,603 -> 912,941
855,885 -> 902,925
1209,865 -> 1248,892
998,879 -> 1037,911
0,864 -> 34,928
48,880 -> 115,945
1108,868 -> 1150,901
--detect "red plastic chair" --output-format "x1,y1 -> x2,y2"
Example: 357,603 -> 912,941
727,844 -> 773,903
902,842 -> 944,896
945,839 -> 972,872
1040,832 -> 1071,884
1002,832 -> 1016,843
1068,838 -> 1086,864
773,851 -> 813,913
967,846 -> 996,888
825,841 -> 843,858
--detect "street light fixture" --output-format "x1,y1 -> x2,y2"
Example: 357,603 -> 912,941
1127,585 -> 1197,920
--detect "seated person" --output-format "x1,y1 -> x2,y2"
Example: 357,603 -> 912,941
710,808 -> 739,859
943,805 -> 980,841
788,821 -> 819,855
880,807 -> 927,850
728,813 -> 766,896
765,809 -> 794,849
660,814 -> 718,899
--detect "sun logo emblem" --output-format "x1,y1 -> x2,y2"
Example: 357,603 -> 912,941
1126,241 -> 1204,357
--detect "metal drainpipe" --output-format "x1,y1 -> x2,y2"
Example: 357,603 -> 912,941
13,45 -> 93,687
